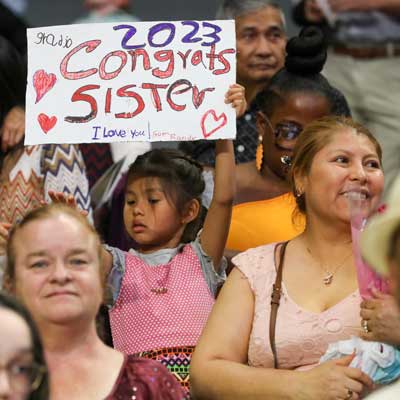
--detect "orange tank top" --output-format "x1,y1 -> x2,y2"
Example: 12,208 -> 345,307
226,193 -> 305,251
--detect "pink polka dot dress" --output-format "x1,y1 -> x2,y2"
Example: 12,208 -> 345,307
109,243 -> 217,391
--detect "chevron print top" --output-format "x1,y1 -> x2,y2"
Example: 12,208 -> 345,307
0,144 -> 92,224
79,143 -> 113,189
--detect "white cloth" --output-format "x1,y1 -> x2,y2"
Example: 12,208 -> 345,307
320,336 -> 398,382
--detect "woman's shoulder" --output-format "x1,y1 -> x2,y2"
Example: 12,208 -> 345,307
231,243 -> 279,287
232,243 -> 277,264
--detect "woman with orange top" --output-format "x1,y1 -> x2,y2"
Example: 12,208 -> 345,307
227,27 -> 351,252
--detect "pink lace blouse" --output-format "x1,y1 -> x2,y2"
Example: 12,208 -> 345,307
232,243 -> 362,370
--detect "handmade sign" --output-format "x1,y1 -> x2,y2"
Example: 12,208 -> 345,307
25,20 -> 236,145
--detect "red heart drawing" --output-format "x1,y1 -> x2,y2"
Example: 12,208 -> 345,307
33,69 -> 57,103
200,109 -> 227,138
38,113 -> 57,134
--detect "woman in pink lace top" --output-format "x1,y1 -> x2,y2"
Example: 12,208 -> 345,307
191,116 -> 383,400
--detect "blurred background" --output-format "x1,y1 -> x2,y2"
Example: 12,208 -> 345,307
22,0 -> 298,36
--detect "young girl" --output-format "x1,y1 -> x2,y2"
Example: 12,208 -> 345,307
103,84 -> 245,391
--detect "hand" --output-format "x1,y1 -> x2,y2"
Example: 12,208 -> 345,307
46,190 -> 89,217
328,0 -> 377,13
0,222 -> 12,255
225,84 -> 246,119
360,288 -> 400,346
1,106 -> 25,152
301,355 -> 373,400
304,0 -> 325,22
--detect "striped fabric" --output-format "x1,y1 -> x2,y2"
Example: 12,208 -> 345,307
79,143 -> 113,189
0,144 -> 91,225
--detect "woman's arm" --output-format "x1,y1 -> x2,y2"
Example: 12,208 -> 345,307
1,106 -> 25,152
191,267 -> 373,400
191,268 -> 302,399
200,85 -> 245,272
200,139 -> 234,273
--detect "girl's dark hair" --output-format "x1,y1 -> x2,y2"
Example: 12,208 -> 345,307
0,292 -> 49,400
126,149 -> 205,243
254,26 -> 351,118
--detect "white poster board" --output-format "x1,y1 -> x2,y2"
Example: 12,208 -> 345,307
25,20 -> 236,145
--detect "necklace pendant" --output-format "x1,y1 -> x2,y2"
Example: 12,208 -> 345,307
323,273 -> 333,285
151,287 -> 168,295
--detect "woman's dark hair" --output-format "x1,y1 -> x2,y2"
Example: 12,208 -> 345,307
0,35 -> 26,170
126,149 -> 205,243
0,35 -> 26,126
0,292 -> 49,400
254,26 -> 351,118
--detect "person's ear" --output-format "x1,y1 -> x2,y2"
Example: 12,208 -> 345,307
293,168 -> 307,197
181,199 -> 200,225
2,274 -> 15,294
256,112 -> 270,142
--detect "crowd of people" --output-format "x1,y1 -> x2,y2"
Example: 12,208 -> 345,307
1,0 -> 400,399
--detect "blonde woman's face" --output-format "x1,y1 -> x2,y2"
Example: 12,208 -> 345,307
12,214 -> 102,328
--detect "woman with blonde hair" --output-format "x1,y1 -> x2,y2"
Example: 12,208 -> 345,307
4,203 -> 187,400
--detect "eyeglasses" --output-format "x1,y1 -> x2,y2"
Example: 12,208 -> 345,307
0,361 -> 46,393
259,112 -> 303,148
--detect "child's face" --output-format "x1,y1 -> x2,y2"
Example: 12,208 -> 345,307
124,177 -> 187,252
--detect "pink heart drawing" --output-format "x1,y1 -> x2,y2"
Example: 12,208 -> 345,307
200,109 -> 227,138
33,69 -> 57,103
38,113 -> 57,134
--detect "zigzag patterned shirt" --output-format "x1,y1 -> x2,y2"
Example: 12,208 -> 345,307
0,144 -> 92,225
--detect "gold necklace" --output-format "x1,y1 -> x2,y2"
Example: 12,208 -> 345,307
306,247 -> 353,286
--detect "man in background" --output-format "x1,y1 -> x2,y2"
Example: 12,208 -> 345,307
180,0 -> 287,167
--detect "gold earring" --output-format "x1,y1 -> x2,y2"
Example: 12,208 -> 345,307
296,190 -> 303,198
